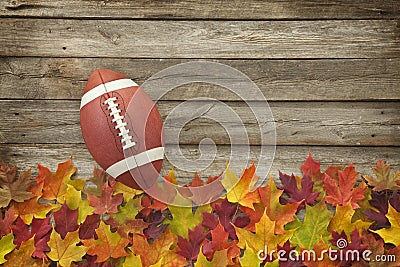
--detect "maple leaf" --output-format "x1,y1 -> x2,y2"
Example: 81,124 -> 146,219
180,172 -> 224,205
324,163 -> 366,208
113,181 -> 143,202
130,229 -> 175,267
38,158 -> 77,202
3,237 -> 44,267
277,240 -> 303,267
166,204 -> 210,239
83,167 -> 108,197
0,233 -> 16,264
87,182 -> 123,215
63,184 -> 94,224
328,202 -> 371,236
361,232 -> 400,267
239,242 -> 260,267
142,210 -> 167,239
240,202 -> 265,232
82,221 -> 129,262
208,198 -> 242,239
301,153 -> 325,195
290,201 -> 333,249
12,196 -> 56,224
32,217 -> 52,258
363,160 -> 400,191
329,229 -> 367,266
12,216 -> 52,259
123,252 -> 143,267
177,224 -> 207,260
195,249 -> 229,267
278,172 -> 320,209
202,222 -> 239,261
47,230 -> 88,266
160,250 -> 188,267
235,212 -> 293,254
302,239 -> 336,267
372,205 -> 400,246
258,177 -> 300,234
363,191 -> 390,229
0,162 -> 34,207
221,164 -> 261,210
79,214 -> 100,240
53,202 -> 79,239
0,207 -> 16,236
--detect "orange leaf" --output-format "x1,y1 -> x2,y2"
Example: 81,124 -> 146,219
39,159 -> 76,202
324,163 -> 366,208
258,177 -> 300,234
82,221 -> 129,262
130,228 -> 175,267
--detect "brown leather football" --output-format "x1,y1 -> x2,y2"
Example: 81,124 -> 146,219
80,69 -> 164,190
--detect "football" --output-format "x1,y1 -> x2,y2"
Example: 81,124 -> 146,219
80,69 -> 164,190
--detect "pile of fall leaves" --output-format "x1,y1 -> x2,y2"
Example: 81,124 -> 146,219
0,154 -> 400,267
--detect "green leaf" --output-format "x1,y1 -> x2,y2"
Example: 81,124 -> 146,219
290,201 -> 333,249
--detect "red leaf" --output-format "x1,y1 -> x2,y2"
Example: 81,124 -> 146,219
212,198 -> 238,239
31,217 -> 52,259
0,207 -> 16,236
87,182 -> 123,215
177,224 -> 207,260
11,216 -> 52,258
53,202 -> 79,239
79,214 -> 100,240
278,172 -> 320,209
202,222 -> 238,261
324,163 -> 366,208
11,216 -> 31,247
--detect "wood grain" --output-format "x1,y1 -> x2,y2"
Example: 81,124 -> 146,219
0,143 -> 398,183
1,19 -> 399,59
0,0 -> 399,19
1,57 -> 399,101
1,100 -> 398,146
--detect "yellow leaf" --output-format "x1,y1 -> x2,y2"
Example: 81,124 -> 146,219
64,184 -> 94,224
113,181 -> 143,202
0,233 -> 16,264
195,250 -> 229,267
328,202 -> 371,236
123,252 -> 143,267
65,184 -> 82,210
373,205 -> 400,246
221,164 -> 260,210
240,242 -> 261,267
235,213 -> 293,253
47,230 -> 88,267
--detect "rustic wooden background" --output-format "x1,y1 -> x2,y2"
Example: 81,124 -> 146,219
0,1 -> 399,183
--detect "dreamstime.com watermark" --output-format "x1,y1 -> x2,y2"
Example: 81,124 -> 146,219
257,238 -> 397,264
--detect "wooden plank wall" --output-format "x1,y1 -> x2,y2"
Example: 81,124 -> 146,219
0,1 -> 399,182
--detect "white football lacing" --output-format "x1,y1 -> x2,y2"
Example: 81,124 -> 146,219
104,97 -> 136,150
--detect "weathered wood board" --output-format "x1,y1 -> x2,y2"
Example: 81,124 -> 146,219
1,0 -> 399,19
0,100 -> 398,146
1,57 -> 399,101
1,19 -> 399,58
